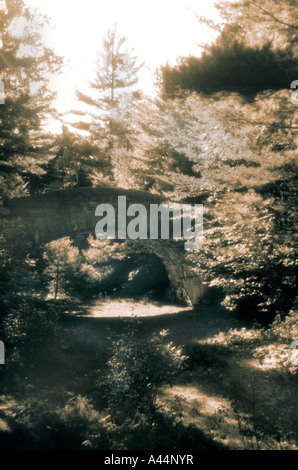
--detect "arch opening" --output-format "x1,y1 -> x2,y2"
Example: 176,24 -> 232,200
98,250 -> 172,302
39,236 -> 175,304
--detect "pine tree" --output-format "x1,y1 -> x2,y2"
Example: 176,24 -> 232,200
160,0 -> 297,99
0,0 -> 63,197
92,24 -> 143,110
0,0 -> 64,286
77,24 -> 143,112
75,24 -> 143,170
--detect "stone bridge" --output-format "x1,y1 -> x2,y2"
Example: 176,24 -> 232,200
5,187 -> 206,306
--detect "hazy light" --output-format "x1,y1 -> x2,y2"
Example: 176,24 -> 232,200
25,0 -> 222,129
82,299 -> 192,318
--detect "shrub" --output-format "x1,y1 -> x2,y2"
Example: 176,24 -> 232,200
105,329 -> 187,420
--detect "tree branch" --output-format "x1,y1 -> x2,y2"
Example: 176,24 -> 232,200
248,1 -> 298,30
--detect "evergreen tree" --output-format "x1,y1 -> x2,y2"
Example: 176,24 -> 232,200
77,24 -> 143,111
75,24 -> 143,180
91,24 -> 143,110
0,0 -> 63,198
47,125 -> 110,189
160,0 -> 297,99
0,0 -> 63,286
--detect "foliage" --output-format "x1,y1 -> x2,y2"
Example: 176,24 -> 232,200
161,0 -> 297,98
161,42 -> 297,98
0,214 -> 32,289
0,0 -> 64,290
0,0 -> 297,451
194,189 -> 297,320
2,395 -> 109,450
75,24 -> 143,182
42,238 -> 81,299
1,298 -> 59,347
47,126 -> 107,190
267,307 -> 298,343
127,90 -> 297,319
214,0 -> 298,49
89,24 -> 142,109
105,329 -> 187,420
200,307 -> 298,375
0,0 -> 63,197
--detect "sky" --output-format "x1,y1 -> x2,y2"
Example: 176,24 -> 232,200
26,0 -> 223,131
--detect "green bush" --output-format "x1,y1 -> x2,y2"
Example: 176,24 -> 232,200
105,329 -> 187,420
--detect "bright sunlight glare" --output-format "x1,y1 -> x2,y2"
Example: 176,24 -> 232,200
26,0 -> 223,131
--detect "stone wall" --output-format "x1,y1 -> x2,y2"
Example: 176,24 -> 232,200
5,188 -> 206,306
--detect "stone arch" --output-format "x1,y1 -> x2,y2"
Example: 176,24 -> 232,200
5,187 -> 206,306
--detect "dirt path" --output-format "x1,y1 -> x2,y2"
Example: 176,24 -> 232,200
0,299 -> 262,449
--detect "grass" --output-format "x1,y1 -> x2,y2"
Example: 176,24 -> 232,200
0,298 -> 297,449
